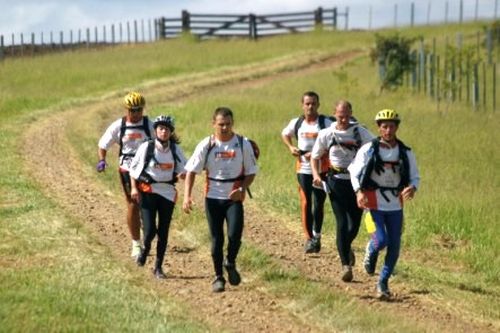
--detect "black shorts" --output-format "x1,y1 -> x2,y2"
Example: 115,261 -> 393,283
119,169 -> 132,200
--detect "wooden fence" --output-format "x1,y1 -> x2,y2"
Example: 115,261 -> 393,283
157,7 -> 346,39
0,7 -> 347,60
400,29 -> 499,112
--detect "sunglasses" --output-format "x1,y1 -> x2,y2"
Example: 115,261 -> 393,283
129,107 -> 143,113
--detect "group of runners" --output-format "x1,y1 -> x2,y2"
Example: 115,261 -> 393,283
282,91 -> 419,299
97,90 -> 419,299
97,92 -> 257,292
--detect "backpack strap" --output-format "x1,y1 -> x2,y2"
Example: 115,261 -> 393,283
119,116 -> 152,157
138,139 -> 179,185
203,135 -> 216,169
293,115 -> 305,140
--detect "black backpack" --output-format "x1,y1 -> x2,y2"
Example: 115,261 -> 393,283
359,138 -> 411,202
203,134 -> 259,198
119,116 -> 152,157
293,114 -> 335,140
137,139 -> 181,185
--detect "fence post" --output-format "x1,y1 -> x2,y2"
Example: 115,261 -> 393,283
466,54 -> 471,102
344,6 -> 349,30
493,63 -> 497,112
411,50 -> 417,90
158,17 -> 166,39
394,4 -> 398,28
59,31 -> 63,50
31,32 -> 35,56
11,34 -> 14,56
127,21 -> 131,44
314,7 -> 323,29
103,25 -> 107,44
459,0 -> 463,24
410,2 -> 415,27
472,62 -> 479,110
0,35 -> 4,61
86,28 -> 90,49
119,23 -> 123,43
333,7 -> 337,29
436,55 -> 441,111
182,10 -> 191,34
133,20 -> 138,43
141,19 -> 145,42
111,24 -> 115,44
445,1 -> 449,23
482,62 -> 487,109
20,33 -> 24,57
486,28 -> 493,65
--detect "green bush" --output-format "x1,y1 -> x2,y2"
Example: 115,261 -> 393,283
370,33 -> 418,92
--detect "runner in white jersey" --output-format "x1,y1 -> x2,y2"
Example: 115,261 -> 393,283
348,109 -> 420,300
96,91 -> 154,259
311,100 -> 375,282
128,115 -> 186,279
183,107 -> 258,293
282,91 -> 332,253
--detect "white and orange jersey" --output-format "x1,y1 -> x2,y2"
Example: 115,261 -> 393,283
349,140 -> 420,211
184,134 -> 258,200
281,116 -> 333,174
312,123 -> 375,179
98,117 -> 154,171
129,140 -> 187,203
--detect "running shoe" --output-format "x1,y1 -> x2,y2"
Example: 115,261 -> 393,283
341,265 -> 353,282
212,276 -> 226,293
131,242 -> 142,258
377,280 -> 391,300
136,250 -> 147,267
154,267 -> 167,279
224,260 -> 241,286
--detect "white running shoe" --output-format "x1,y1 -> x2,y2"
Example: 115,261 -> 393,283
131,241 -> 142,258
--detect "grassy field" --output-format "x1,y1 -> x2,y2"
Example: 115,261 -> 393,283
1,21 -> 499,332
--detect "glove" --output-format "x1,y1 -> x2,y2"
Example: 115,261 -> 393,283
96,160 -> 107,172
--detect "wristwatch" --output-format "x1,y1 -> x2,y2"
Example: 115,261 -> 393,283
238,187 -> 244,193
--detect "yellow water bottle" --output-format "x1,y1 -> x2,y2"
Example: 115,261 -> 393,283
364,210 -> 376,234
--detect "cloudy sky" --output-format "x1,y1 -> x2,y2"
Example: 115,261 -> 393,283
0,0 -> 497,43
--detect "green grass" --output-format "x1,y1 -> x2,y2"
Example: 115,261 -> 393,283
1,21 -> 499,332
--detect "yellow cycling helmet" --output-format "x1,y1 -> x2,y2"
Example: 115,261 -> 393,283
124,92 -> 146,110
375,109 -> 400,124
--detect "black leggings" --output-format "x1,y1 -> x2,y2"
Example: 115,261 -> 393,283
297,173 -> 326,239
140,192 -> 175,268
205,198 -> 244,277
326,177 -> 362,265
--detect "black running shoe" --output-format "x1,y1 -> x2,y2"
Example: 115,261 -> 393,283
224,260 -> 241,286
136,250 -> 147,267
154,267 -> 167,279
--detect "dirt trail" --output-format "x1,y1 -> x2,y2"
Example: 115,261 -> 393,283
22,50 -> 495,333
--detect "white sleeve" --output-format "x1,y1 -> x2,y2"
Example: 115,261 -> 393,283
281,118 -> 298,137
174,146 -> 188,174
407,150 -> 420,190
348,142 -> 373,191
184,137 -> 211,174
243,138 -> 258,176
98,118 -> 121,150
311,129 -> 328,159
129,142 -> 148,180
